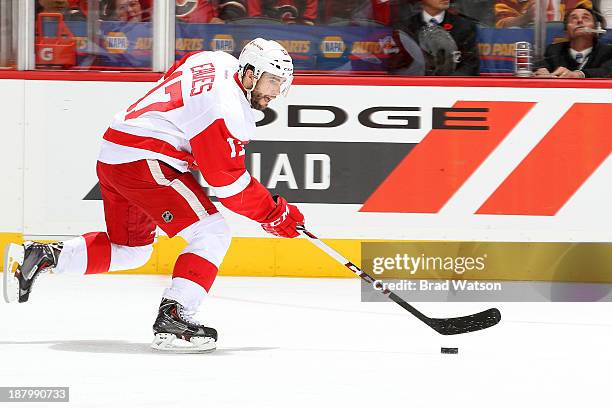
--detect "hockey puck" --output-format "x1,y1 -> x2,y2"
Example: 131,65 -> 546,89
441,347 -> 458,354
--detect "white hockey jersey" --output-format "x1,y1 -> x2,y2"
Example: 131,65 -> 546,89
98,51 -> 277,222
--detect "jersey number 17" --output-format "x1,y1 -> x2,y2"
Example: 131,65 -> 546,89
124,71 -> 184,120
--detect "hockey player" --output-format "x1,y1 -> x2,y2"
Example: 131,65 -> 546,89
3,38 -> 304,352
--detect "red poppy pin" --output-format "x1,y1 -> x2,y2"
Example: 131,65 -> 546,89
443,23 -> 453,30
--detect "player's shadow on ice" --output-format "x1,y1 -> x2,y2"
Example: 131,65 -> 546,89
0,340 -> 277,356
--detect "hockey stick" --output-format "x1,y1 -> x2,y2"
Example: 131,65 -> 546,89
297,226 -> 501,335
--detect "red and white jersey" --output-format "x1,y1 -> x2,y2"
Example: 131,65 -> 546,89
98,51 -> 277,222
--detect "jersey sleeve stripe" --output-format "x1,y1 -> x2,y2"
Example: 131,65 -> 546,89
210,171 -> 252,198
104,128 -> 197,169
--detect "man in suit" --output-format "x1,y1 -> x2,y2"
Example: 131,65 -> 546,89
395,0 -> 479,75
535,5 -> 612,77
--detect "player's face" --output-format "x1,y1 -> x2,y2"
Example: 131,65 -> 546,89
250,72 -> 284,111
567,9 -> 595,38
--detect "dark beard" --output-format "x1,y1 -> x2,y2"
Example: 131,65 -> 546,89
250,92 -> 266,111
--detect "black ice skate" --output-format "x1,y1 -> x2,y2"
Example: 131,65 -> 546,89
151,298 -> 217,353
3,242 -> 63,303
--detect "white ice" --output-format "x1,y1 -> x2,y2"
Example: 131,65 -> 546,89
1,273 -> 610,408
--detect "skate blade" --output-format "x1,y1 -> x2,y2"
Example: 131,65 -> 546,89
150,333 -> 216,353
3,244 -> 24,303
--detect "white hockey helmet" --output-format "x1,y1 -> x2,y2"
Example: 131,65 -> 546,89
238,38 -> 294,97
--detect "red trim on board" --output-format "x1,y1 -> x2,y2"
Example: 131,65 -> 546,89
1,70 -> 612,88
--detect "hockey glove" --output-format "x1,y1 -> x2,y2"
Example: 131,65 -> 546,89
261,195 -> 304,238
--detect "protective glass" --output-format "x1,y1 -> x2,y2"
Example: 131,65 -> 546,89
34,0 -> 154,71
0,0 -> 16,68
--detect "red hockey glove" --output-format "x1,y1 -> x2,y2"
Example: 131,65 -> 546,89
261,195 -> 304,238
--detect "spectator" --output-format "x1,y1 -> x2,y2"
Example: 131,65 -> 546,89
535,5 -> 612,77
495,0 -> 592,28
395,0 -> 480,75
105,0 -> 151,22
36,0 -> 86,21
247,0 -> 318,25
176,0 -> 225,23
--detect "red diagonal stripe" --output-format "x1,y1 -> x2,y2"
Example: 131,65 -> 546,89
360,101 -> 534,213
477,103 -> 612,216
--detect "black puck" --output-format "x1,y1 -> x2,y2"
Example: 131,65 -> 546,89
441,347 -> 458,354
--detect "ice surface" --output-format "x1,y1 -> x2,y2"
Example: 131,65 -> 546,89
1,273 -> 610,407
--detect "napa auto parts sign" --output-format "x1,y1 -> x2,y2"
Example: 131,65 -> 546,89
17,79 -> 612,240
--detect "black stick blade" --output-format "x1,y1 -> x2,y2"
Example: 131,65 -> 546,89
428,308 -> 501,335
